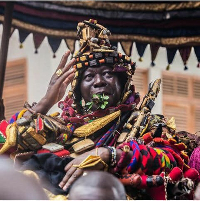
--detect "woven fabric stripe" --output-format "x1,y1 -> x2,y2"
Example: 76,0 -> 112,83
9,112 -> 19,124
95,124 -> 116,147
139,144 -> 152,174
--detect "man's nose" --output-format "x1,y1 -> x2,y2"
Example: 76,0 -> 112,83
93,74 -> 107,88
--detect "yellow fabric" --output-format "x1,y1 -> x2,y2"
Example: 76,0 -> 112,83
73,154 -> 108,171
43,188 -> 68,200
17,109 -> 28,119
0,123 -> 17,154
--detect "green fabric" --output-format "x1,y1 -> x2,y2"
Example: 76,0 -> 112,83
0,131 -> 6,143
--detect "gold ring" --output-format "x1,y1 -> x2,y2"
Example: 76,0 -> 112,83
56,69 -> 63,77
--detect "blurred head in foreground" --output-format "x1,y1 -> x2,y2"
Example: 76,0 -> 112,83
0,156 -> 48,200
68,170 -> 126,200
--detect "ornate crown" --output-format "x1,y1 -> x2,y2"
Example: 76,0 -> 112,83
66,19 -> 137,113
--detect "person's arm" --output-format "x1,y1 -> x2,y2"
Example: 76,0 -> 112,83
0,52 -> 75,155
23,50 -> 75,118
59,147 -> 130,191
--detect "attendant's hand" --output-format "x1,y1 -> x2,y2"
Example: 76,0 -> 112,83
24,50 -> 75,116
59,147 -> 110,191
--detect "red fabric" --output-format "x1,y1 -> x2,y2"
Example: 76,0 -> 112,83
114,150 -> 129,173
119,173 -> 142,187
147,185 -> 166,200
37,148 -> 70,157
180,151 -> 189,164
168,138 -> 177,145
36,116 -> 44,133
139,144 -> 152,174
0,120 -> 9,137
184,168 -> 199,181
142,132 -> 153,144
0,120 -> 17,154
174,142 -> 187,151
117,141 -> 141,173
153,137 -> 170,146
163,147 -> 184,170
148,147 -> 162,175
139,175 -> 148,188
60,98 -> 136,124
168,167 -> 182,182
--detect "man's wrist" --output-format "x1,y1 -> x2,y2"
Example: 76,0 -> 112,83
22,97 -> 53,119
98,147 -> 110,164
32,97 -> 52,114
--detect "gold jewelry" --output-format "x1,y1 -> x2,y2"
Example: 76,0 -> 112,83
56,69 -> 63,77
73,110 -> 121,137
166,117 -> 176,130
0,123 -> 17,154
73,148 -> 108,171
72,138 -> 95,153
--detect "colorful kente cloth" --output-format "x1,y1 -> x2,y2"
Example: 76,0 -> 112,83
118,139 -> 187,175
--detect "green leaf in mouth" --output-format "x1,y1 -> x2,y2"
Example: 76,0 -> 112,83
85,93 -> 109,111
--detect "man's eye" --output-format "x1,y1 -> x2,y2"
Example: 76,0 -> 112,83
103,71 -> 113,78
86,74 -> 93,78
84,74 -> 94,80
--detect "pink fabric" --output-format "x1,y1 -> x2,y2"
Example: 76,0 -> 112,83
189,147 -> 200,181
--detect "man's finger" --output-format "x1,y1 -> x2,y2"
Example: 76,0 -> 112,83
64,161 -> 73,172
56,50 -> 71,71
56,68 -> 75,84
62,168 -> 83,191
62,58 -> 76,74
63,72 -> 75,85
59,166 -> 76,188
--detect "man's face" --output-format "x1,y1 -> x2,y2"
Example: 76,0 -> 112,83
80,65 -> 122,110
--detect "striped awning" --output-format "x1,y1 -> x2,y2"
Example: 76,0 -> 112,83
0,1 -> 199,70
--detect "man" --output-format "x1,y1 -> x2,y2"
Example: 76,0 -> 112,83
0,19 -> 199,200
68,171 -> 126,200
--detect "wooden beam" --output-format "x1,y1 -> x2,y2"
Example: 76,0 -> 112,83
0,2 -> 14,120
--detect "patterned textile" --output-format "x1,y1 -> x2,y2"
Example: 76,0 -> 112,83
9,112 -> 19,123
0,2 -> 199,68
119,139 -> 187,176
189,147 -> 200,172
95,123 -> 116,147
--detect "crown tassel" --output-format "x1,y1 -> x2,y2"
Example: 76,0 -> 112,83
151,61 -> 156,67
19,43 -> 23,49
139,57 -> 143,62
166,64 -> 170,71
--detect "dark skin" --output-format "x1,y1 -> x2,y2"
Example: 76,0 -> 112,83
80,65 -> 122,110
68,171 -> 127,200
23,51 -> 130,191
59,65 -> 124,190
24,51 -> 76,117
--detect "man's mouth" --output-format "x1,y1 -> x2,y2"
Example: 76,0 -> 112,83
94,91 -> 111,96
